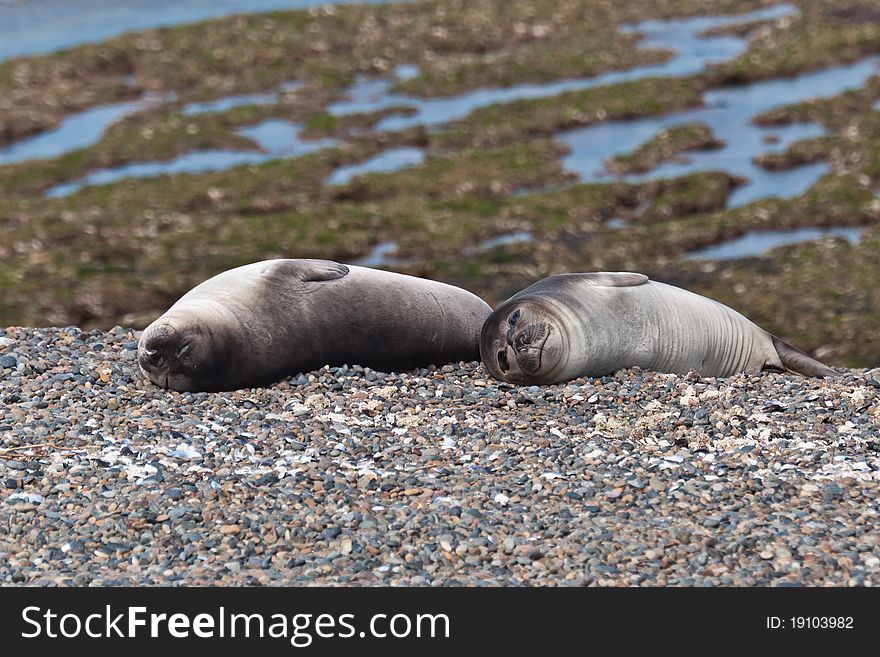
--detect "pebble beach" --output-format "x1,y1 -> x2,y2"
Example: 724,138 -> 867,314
0,325 -> 878,586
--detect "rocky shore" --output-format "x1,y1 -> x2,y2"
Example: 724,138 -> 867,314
0,326 -> 877,586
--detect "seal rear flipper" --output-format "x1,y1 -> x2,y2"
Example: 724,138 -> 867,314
261,259 -> 349,283
769,335 -> 838,377
558,272 -> 649,287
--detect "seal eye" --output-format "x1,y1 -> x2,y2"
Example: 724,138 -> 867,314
497,350 -> 510,372
176,343 -> 194,368
508,310 -> 522,326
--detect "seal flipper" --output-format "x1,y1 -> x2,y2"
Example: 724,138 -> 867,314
260,259 -> 349,283
769,335 -> 838,377
562,272 -> 649,287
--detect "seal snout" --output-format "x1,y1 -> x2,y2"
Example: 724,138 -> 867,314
513,321 -> 551,374
138,323 -> 180,372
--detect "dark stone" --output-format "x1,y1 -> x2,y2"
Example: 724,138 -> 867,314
322,527 -> 342,540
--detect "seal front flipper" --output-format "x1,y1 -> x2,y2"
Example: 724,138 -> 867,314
260,259 -> 349,283
556,272 -> 649,287
768,335 -> 838,377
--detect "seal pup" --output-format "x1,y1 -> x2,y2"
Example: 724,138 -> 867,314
480,272 -> 837,385
138,259 -> 491,391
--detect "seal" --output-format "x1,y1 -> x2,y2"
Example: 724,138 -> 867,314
480,272 -> 837,385
138,259 -> 492,391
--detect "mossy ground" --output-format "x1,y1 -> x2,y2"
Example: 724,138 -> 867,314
2,0 -> 880,366
606,122 -> 724,174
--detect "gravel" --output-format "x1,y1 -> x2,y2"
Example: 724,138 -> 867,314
0,325 -> 878,586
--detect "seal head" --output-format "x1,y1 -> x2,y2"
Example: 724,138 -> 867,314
138,318 -> 230,392
480,297 -> 567,385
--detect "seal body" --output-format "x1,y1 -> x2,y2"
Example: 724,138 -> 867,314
480,272 -> 837,385
139,259 -> 491,391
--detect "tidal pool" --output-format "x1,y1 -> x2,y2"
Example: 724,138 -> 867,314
23,2 -> 870,210
0,81 -> 303,167
477,232 -> 533,251
349,242 -> 401,268
328,4 -> 799,133
684,227 -> 864,260
558,57 -> 880,208
45,119 -> 338,198
0,96 -> 155,166
350,230 -> 534,269
325,147 -> 425,185
181,81 -> 302,116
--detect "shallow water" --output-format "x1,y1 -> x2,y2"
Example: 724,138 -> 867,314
323,3 -> 875,209
17,2 -> 872,207
182,93 -> 279,116
350,229 -> 535,269
0,97 -> 152,165
477,231 -> 533,251
0,0 -> 401,62
684,227 -> 864,260
325,147 -> 424,185
45,119 -> 338,197
349,241 -> 401,268
327,4 -> 799,133
0,81 -> 301,167
324,2 -> 858,203
327,77 -> 408,118
181,81 -> 301,116
559,57 -> 880,207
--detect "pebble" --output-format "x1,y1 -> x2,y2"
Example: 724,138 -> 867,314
0,327 -> 877,586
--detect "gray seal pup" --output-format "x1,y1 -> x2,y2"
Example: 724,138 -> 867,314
138,259 -> 491,391
480,272 -> 837,385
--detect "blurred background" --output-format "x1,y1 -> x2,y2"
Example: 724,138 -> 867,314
0,0 -> 878,367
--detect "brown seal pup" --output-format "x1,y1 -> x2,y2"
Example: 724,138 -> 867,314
138,259 -> 491,391
480,272 -> 837,385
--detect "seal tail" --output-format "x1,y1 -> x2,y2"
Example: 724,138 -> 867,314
769,335 -> 838,377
